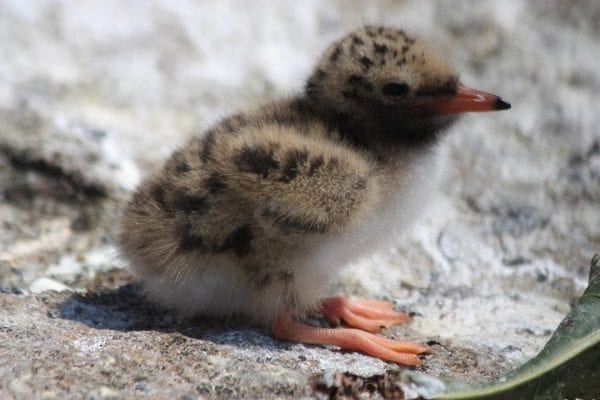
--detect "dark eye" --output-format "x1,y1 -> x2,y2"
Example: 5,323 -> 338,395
382,82 -> 410,96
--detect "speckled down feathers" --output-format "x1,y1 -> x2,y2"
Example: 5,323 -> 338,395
119,26 -> 457,324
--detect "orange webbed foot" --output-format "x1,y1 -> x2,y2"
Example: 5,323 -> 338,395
272,307 -> 429,367
319,297 -> 412,333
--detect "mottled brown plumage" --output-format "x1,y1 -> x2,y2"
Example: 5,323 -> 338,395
119,25 -> 509,366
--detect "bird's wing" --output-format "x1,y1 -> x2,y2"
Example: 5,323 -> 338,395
206,122 -> 380,235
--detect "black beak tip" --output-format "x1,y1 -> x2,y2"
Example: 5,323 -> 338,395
495,97 -> 511,110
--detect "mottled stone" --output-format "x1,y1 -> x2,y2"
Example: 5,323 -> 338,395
0,1 -> 598,398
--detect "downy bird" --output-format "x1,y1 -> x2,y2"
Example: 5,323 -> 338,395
119,25 -> 510,366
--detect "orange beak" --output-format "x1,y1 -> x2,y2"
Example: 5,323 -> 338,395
423,85 -> 511,114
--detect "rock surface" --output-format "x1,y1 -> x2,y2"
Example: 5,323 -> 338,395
1,1 -> 598,398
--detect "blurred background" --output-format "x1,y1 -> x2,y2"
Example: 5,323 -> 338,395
0,0 -> 599,397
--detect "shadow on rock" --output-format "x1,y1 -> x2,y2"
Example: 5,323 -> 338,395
58,274 -> 280,349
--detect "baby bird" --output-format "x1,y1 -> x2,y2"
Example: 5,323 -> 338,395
119,26 -> 510,366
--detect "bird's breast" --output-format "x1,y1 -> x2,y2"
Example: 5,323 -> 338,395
297,143 -> 448,293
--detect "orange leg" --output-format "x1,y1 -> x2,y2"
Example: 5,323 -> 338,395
319,297 -> 412,333
272,310 -> 429,367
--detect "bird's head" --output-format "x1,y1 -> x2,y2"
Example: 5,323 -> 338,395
305,26 -> 510,146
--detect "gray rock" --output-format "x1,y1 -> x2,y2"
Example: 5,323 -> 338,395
1,1 -> 598,398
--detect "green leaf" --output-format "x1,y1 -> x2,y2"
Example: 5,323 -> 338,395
400,254 -> 600,400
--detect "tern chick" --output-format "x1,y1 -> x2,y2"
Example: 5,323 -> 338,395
119,25 -> 510,366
